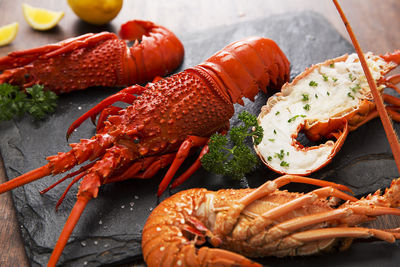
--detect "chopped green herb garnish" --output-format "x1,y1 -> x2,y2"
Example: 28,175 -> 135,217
273,129 -> 277,134
303,104 -> 310,111
329,62 -> 335,68
348,73 -> 355,81
275,149 -> 285,160
332,77 -> 338,82
280,161 -> 290,167
201,111 -> 263,180
322,74 -> 329,81
288,115 -> 299,123
350,84 -> 361,93
302,93 -> 310,101
275,111 -> 280,116
347,92 -> 355,100
327,92 -> 330,96
309,81 -> 318,87
267,156 -> 272,161
315,94 -> 318,98
286,151 -> 289,156
268,138 -> 275,142
300,115 -> 307,118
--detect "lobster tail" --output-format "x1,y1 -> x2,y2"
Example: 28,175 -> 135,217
121,20 -> 184,84
196,37 -> 290,105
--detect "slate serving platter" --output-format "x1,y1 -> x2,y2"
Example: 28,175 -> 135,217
1,11 -> 399,267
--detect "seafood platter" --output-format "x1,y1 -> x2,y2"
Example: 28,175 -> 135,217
0,1 -> 399,266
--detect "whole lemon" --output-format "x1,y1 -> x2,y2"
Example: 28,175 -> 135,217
68,0 -> 123,25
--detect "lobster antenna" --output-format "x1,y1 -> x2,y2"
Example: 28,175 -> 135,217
332,0 -> 400,173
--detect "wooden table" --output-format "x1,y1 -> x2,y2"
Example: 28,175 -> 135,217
0,0 -> 399,266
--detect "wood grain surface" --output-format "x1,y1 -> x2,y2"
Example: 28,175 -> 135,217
0,0 -> 399,266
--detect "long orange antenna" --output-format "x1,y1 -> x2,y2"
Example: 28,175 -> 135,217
0,165 -> 51,194
332,0 -> 400,173
47,196 -> 91,267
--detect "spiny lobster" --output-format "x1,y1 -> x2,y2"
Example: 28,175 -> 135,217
143,174 -> 400,267
0,20 -> 184,93
0,36 -> 290,266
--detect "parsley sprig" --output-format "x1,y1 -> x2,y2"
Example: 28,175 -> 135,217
201,111 -> 263,180
0,83 -> 58,121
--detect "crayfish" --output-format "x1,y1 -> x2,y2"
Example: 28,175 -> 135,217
143,174 -> 400,267
0,20 -> 184,93
0,36 -> 290,266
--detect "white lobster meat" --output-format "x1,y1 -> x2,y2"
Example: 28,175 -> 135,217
255,51 -> 400,175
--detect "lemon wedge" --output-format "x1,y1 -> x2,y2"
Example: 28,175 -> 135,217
22,3 -> 64,31
0,22 -> 19,47
68,0 -> 123,25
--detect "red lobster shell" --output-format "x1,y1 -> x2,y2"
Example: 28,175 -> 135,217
143,175 -> 400,267
0,36 -> 290,266
0,20 -> 184,93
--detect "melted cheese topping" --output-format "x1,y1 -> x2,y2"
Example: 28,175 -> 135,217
256,53 -> 389,174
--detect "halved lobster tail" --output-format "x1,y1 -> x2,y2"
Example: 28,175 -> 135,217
196,37 -> 290,105
0,20 -> 184,93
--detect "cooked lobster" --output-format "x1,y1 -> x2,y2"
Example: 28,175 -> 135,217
142,174 -> 400,267
0,20 -> 184,93
0,36 -> 290,266
254,50 -> 400,175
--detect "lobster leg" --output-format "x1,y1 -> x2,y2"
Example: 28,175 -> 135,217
213,175 -> 353,238
66,85 -> 147,139
157,135 -> 209,196
286,227 -> 397,245
94,106 -> 123,132
265,205 -> 400,242
197,247 -> 262,267
170,145 -> 210,189
243,186 -> 357,244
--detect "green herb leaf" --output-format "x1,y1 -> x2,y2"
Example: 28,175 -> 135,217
0,83 -> 58,121
201,111 -> 263,180
303,104 -> 310,111
25,85 -> 58,120
322,74 -> 329,81
309,81 -> 318,87
274,149 -> 285,160
280,161 -> 289,167
302,93 -> 310,101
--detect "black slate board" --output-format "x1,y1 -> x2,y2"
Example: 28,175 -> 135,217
1,11 -> 399,267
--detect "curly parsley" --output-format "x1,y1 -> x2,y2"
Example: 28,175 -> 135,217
0,83 -> 58,121
201,111 -> 263,180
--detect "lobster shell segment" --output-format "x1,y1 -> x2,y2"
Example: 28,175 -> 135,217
196,37 -> 290,105
255,51 -> 399,175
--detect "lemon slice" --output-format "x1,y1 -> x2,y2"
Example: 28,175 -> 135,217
22,3 -> 64,31
0,22 -> 19,47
